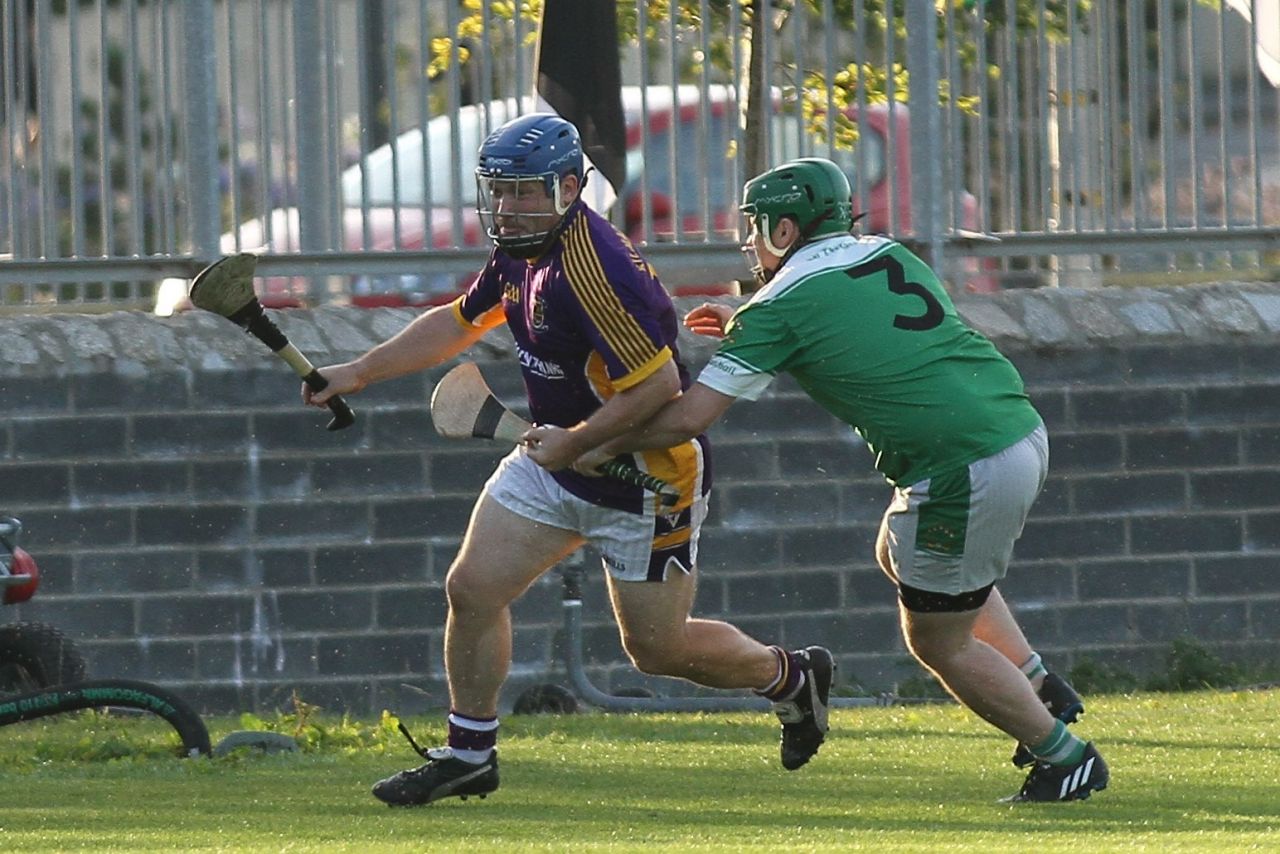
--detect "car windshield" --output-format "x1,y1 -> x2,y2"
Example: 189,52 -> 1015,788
345,95 -> 886,216
342,100 -> 527,209
624,110 -> 884,216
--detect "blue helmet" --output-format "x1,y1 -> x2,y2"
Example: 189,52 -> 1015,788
475,113 -> 585,257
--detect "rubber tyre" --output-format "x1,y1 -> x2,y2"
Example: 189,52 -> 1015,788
0,621 -> 88,695
512,683 -> 579,715
0,678 -> 212,757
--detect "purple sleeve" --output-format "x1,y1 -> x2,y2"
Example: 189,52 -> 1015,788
456,249 -> 505,327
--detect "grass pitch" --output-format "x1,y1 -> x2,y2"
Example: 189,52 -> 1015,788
1,690 -> 1277,852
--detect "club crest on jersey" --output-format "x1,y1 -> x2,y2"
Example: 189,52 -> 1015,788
530,290 -> 547,331
502,280 -> 520,304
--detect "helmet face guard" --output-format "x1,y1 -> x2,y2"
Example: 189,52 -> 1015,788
474,113 -> 585,259
475,173 -> 571,258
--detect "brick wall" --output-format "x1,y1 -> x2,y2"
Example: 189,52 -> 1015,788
4,283 -> 1280,716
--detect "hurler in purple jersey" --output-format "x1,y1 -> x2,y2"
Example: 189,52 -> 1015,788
305,113 -> 833,807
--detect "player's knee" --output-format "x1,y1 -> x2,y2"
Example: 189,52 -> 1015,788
622,636 -> 688,678
444,567 -> 500,614
903,627 -> 966,672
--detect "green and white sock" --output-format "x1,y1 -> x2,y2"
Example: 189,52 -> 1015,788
1019,652 -> 1048,682
1029,720 -> 1087,767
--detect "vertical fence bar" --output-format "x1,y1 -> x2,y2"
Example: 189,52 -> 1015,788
1216,1 -> 1233,233
852,0 -> 868,225
1099,0 -> 1117,234
253,0 -> 275,253
1187,4 -> 1204,239
1244,0 -> 1264,227
222,0 -> 243,247
636,0 -> 653,245
1,1 -> 16,258
883,3 -> 899,235
905,0 -> 942,268
973,1 -> 992,237
354,1 -> 374,249
1006,0 -> 1022,233
293,0 -> 331,300
821,0 -> 835,166
942,1 -> 962,233
417,0 -> 432,219
1156,0 -> 1176,235
123,0 -> 145,257
385,0 -> 404,248
325,0 -> 343,253
153,1 -> 177,256
445,0 -> 463,248
97,0 -> 114,256
1125,0 -> 1145,231
277,0 -> 296,251
698,0 -> 713,242
729,0 -> 743,240
66,1 -> 88,257
182,0 -> 222,262
34,0 -> 57,260
667,6 -> 682,242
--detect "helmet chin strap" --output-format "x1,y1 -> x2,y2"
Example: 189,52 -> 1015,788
751,214 -> 798,286
754,209 -> 841,284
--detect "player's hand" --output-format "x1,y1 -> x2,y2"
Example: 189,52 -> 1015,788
522,424 -> 590,472
683,303 -> 734,338
569,446 -> 614,478
302,363 -> 362,407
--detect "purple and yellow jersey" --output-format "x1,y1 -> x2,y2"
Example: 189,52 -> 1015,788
452,202 -> 710,514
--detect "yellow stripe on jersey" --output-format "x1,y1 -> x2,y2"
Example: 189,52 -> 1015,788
584,347 -> 672,397
613,346 -> 672,392
562,217 -> 661,373
639,438 -> 703,514
452,295 -> 506,332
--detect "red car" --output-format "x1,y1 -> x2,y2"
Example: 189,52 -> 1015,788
156,86 -> 984,313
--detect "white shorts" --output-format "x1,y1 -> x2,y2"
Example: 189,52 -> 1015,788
483,448 -> 709,583
882,425 -> 1049,597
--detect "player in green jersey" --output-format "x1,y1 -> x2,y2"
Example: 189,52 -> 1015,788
525,157 -> 1108,803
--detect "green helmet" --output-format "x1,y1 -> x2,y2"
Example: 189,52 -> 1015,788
740,157 -> 854,244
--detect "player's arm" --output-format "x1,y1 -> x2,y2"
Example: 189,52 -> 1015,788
606,382 -> 736,451
526,381 -> 736,474
524,357 -> 682,470
306,299 -> 493,405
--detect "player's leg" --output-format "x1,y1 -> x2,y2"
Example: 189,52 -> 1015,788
372,450 -> 584,807
898,595 -> 1053,745
444,493 -> 583,718
606,563 -> 776,689
885,426 -> 1106,801
592,491 -> 832,770
974,585 -> 1085,766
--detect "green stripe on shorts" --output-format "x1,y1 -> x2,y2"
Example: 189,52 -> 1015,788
916,466 -> 970,558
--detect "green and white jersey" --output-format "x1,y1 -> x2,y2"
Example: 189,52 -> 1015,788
700,235 -> 1043,487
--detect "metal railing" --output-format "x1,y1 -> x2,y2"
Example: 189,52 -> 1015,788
2,0 -> 1278,312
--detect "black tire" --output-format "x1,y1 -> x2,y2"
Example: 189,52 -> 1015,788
0,678 -> 212,757
512,683 -> 579,715
0,621 -> 88,695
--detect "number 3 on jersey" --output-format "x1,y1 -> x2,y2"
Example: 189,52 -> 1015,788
844,255 -> 945,331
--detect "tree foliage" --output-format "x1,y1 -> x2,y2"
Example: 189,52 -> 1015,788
429,0 -> 1092,155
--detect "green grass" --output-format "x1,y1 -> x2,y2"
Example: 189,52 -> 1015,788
1,690 -> 1278,852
